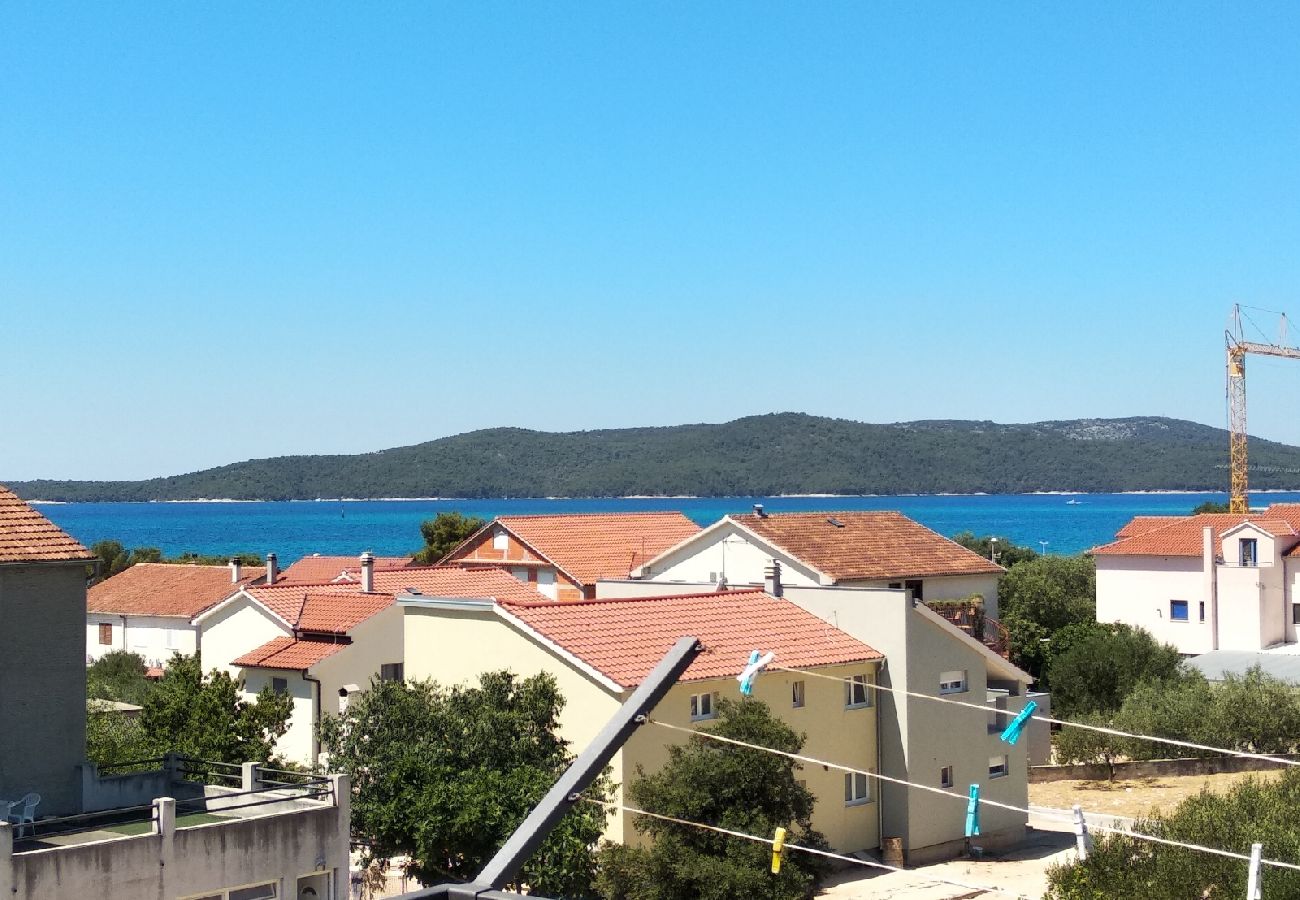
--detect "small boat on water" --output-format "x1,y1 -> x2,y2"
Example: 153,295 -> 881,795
1065,499 -> 1083,505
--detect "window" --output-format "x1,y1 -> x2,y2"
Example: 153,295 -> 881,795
887,582 -> 902,590
905,579 -> 924,602
230,884 -> 278,900
690,692 -> 717,721
381,663 -> 404,682
843,772 -> 870,805
989,754 -> 1008,778
940,765 -> 954,788
271,677 -> 288,695
1199,601 -> 1206,623
98,623 -> 113,645
1294,604 -> 1300,626
791,681 -> 805,709
1170,600 -> 1189,622
939,670 -> 968,695
845,674 -> 872,708
492,527 -> 509,551
1240,538 -> 1258,567
165,627 -> 180,650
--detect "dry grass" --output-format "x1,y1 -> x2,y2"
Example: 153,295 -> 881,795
1029,768 -> 1287,819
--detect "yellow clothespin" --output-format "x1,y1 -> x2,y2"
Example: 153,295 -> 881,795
771,826 -> 787,874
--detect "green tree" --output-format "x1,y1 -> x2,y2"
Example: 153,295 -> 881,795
1110,674 -> 1217,761
1191,500 -> 1231,514
595,698 -> 829,900
413,511 -> 487,564
1051,713 -> 1127,780
87,704 -> 152,767
89,540 -> 162,582
1046,770 -> 1300,898
138,653 -> 292,764
998,555 -> 1097,680
87,650 -> 153,705
951,532 -> 1038,568
318,670 -> 610,895
1206,666 -> 1300,754
1045,624 -> 1184,717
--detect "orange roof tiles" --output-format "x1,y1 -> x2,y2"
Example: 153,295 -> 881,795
503,589 -> 882,688
277,554 -> 413,584
1092,507 -> 1300,556
477,512 -> 701,586
89,563 -> 267,617
0,485 -> 93,564
731,511 -> 1003,581
370,566 -> 546,603
232,636 -> 347,670
241,582 -> 381,633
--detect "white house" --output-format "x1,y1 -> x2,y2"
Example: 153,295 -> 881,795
86,561 -> 266,670
632,508 -> 1005,616
1092,505 -> 1300,654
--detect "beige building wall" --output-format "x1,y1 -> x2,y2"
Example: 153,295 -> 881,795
86,614 -> 199,668
1096,556 -> 1212,654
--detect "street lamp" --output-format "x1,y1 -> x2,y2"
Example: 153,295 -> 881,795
1039,540 -> 1049,555
989,537 -> 999,564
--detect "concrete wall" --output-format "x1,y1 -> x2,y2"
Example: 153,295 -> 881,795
0,776 -> 350,900
86,614 -> 197,668
0,562 -> 89,815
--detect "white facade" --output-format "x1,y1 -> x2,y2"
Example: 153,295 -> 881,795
1096,523 -> 1300,654
86,614 -> 198,667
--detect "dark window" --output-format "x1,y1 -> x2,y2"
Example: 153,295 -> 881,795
905,579 -> 924,602
381,662 -> 404,682
1199,601 -> 1206,622
271,677 -> 288,695
1293,604 -> 1300,626
1170,600 -> 1189,622
98,623 -> 113,645
1241,538 -> 1258,567
940,765 -> 954,788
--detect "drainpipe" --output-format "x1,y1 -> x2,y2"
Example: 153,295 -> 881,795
1204,527 -> 1219,651
302,670 -> 323,763
120,614 -> 128,652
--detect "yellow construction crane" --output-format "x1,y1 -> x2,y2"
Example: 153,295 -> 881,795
1226,304 -> 1300,512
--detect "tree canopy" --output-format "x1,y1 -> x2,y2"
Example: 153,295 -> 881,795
596,698 -> 829,900
1045,624 -> 1184,717
318,670 -> 610,896
88,540 -> 262,583
413,510 -> 486,564
87,650 -> 153,705
951,531 -> 1038,568
997,554 -> 1097,680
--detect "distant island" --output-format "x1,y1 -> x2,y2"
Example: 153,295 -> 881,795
9,413 -> 1300,502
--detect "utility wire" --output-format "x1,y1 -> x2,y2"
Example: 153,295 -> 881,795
580,797 -> 1031,899
771,664 -> 1300,769
649,719 -> 1300,873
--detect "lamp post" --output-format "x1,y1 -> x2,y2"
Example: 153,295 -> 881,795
1039,540 -> 1049,556
989,537 -> 999,564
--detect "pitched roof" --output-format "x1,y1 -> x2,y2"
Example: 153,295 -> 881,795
728,511 -> 1004,581
88,563 -> 267,617
502,589 -> 882,689
473,512 -> 701,586
240,582 -> 389,633
1092,507 -> 1300,557
232,636 -> 347,670
371,566 -> 546,603
277,554 -> 413,585
0,485 -> 93,564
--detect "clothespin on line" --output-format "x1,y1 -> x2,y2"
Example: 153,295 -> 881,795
1247,842 -> 1263,899
964,784 -> 981,838
1071,804 -> 1091,861
999,700 -> 1038,746
738,650 -> 776,696
770,826 -> 786,874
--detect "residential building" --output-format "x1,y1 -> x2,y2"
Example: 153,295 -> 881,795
399,588 -> 885,853
1092,505 -> 1300,654
276,552 -> 413,585
598,574 -> 1034,863
441,511 -> 701,600
86,561 -> 266,668
632,508 -> 1006,616
198,559 -> 545,764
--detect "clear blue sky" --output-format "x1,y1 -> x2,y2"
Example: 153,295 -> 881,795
3,2 -> 1299,480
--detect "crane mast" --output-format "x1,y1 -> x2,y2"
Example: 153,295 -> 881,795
1226,305 -> 1300,513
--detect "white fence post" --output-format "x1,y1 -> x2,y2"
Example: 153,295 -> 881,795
1247,842 -> 1263,899
1071,804 -> 1091,861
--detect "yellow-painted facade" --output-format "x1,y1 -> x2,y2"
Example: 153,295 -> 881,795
402,600 -> 881,853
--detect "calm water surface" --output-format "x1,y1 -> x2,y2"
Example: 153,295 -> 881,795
35,492 -> 1299,563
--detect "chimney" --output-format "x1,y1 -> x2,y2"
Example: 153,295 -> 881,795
229,558 -> 242,584
360,552 -> 375,593
753,503 -> 767,518
266,552 -> 278,584
764,559 -> 783,597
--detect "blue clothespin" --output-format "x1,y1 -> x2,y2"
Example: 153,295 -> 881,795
737,650 -> 775,696
999,700 -> 1038,746
965,784 -> 981,837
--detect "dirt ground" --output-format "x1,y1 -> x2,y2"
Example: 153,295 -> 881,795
1028,768 -> 1285,820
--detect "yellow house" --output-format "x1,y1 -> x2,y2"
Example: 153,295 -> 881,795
400,587 -> 885,852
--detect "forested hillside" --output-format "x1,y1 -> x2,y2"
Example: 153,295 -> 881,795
11,413 -> 1300,501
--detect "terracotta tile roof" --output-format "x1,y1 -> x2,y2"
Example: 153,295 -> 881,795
241,582 -> 392,633
0,485 -> 93,564
485,512 -> 702,586
730,511 -> 1004,581
502,589 -> 882,688
232,636 -> 347,670
1092,507 -> 1300,556
371,566 -> 546,603
89,563 -> 267,617
278,554 -> 413,584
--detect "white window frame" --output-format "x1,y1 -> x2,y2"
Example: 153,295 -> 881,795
1241,537 -> 1258,567
689,692 -> 718,721
843,771 -> 871,806
791,680 -> 805,709
845,673 -> 872,709
492,527 -> 509,551
989,754 -> 1009,778
939,670 -> 968,695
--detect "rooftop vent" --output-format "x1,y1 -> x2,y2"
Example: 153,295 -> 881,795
828,517 -> 845,528
754,503 -> 768,518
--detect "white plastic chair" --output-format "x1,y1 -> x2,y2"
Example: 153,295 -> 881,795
7,793 -> 38,837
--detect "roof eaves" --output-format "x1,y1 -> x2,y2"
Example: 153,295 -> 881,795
492,603 -> 627,694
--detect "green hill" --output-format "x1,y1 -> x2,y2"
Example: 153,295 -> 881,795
9,413 -> 1298,501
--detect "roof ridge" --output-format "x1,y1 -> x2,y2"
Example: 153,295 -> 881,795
502,588 -> 768,609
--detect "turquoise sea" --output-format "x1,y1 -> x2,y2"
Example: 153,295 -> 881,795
33,492 -> 1300,563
